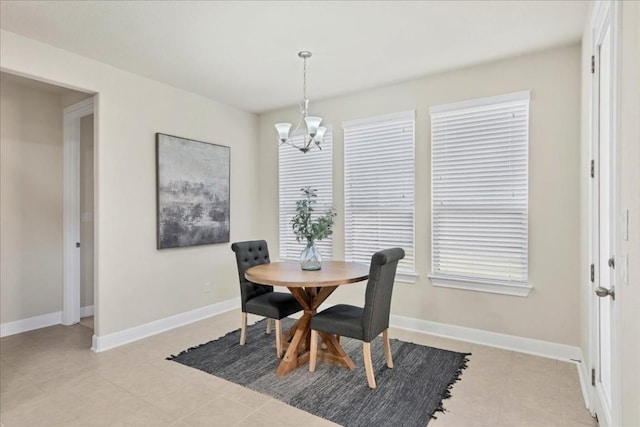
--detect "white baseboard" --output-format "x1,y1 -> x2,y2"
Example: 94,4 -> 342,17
91,297 -> 240,352
2,300 -> 582,367
390,313 -> 582,362
0,311 -> 62,337
80,305 -> 94,318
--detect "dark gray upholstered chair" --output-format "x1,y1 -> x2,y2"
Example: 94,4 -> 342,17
231,240 -> 302,358
309,247 -> 405,388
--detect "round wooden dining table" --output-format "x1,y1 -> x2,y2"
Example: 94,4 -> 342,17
245,261 -> 369,377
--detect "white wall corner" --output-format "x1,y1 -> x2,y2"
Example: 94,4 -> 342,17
91,297 -> 240,352
0,311 -> 62,337
80,305 -> 94,318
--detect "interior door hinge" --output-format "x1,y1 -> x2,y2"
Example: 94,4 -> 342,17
591,368 -> 596,386
590,264 -> 595,282
590,160 -> 595,178
591,55 -> 595,74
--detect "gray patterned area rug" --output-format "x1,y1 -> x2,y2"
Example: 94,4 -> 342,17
167,319 -> 470,427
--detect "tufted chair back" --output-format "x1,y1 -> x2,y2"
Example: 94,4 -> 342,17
362,248 -> 405,342
231,240 -> 273,312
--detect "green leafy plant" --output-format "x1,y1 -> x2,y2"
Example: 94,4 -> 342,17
291,187 -> 336,245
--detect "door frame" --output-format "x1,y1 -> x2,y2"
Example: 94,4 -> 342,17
62,97 -> 94,325
588,1 -> 621,425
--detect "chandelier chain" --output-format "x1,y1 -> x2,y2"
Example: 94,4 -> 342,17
303,56 -> 307,104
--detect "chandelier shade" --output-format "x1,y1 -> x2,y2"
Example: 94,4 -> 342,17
275,51 -> 325,153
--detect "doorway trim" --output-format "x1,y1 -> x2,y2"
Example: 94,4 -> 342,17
587,1 -> 621,425
62,97 -> 94,325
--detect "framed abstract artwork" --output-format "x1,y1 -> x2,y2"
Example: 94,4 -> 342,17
156,133 -> 230,249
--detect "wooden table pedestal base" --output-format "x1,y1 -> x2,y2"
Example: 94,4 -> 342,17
275,287 -> 356,377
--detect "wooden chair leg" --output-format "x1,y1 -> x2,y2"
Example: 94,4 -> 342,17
383,329 -> 393,368
240,312 -> 247,346
309,330 -> 318,372
266,318 -> 272,334
363,342 -> 376,388
276,319 -> 283,358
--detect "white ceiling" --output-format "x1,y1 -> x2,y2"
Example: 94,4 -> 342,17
0,1 -> 589,114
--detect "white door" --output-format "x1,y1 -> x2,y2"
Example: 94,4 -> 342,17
591,3 -> 617,426
62,97 -> 94,326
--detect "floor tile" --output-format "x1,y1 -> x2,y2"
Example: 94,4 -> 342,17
429,410 -> 494,427
181,396 -> 256,426
441,381 -> 501,425
107,402 -> 177,426
0,364 -> 32,394
223,382 -> 273,409
148,383 -> 222,419
0,391 -> 78,427
0,381 -> 42,414
235,400 -> 317,427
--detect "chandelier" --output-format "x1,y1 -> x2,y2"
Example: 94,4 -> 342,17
274,51 -> 326,153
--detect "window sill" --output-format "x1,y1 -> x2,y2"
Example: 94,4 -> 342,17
428,275 -> 532,297
396,273 -> 418,284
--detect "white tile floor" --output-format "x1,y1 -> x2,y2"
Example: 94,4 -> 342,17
0,310 -> 596,426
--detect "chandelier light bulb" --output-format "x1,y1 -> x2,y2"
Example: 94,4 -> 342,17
314,126 -> 327,144
304,116 -> 322,137
275,123 -> 292,143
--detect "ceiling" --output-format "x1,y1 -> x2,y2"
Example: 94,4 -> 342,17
0,1 -> 589,114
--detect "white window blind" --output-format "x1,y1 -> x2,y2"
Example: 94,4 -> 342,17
279,130 -> 333,261
343,111 -> 415,275
430,91 -> 530,296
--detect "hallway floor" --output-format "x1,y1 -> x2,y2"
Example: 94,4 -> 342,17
0,310 -> 596,426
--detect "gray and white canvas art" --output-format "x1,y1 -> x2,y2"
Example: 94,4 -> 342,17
156,133 -> 230,249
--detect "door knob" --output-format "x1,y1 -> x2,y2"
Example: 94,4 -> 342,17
595,286 -> 615,300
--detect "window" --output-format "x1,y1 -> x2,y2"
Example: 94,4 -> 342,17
343,111 -> 415,277
279,130 -> 333,261
430,91 -> 530,296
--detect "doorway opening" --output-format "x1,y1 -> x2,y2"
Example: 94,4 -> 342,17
0,71 -> 96,344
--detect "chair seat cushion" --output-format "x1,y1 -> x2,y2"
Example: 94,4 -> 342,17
245,292 -> 302,320
310,304 -> 364,341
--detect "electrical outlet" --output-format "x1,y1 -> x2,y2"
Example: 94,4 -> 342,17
204,282 -> 212,293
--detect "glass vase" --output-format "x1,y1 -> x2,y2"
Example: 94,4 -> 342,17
300,241 -> 322,271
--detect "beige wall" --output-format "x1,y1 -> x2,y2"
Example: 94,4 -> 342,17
0,76 -> 65,322
618,3 -> 640,422
258,44 -> 582,346
80,114 -> 94,309
1,30 -> 259,336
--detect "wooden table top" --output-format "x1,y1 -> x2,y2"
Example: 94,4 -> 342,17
245,261 -> 369,288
